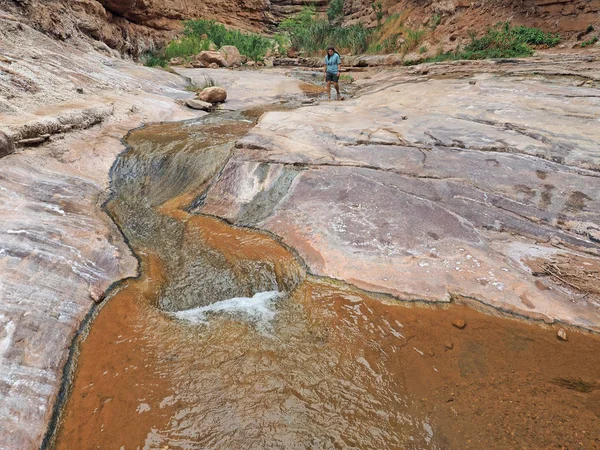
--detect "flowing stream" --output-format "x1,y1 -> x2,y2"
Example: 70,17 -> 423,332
50,110 -> 600,450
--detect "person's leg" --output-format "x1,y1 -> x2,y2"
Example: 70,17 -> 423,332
327,80 -> 331,100
334,81 -> 340,99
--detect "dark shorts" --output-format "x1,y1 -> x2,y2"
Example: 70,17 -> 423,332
326,72 -> 339,83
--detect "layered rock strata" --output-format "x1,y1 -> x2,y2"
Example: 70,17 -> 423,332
0,16 -> 198,449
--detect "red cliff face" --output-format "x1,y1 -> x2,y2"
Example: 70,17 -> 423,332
344,0 -> 599,35
4,0 -> 598,54
3,0 -> 328,54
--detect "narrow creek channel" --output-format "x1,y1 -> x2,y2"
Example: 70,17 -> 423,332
50,109 -> 600,450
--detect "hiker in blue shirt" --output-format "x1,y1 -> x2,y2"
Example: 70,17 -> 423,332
324,46 -> 342,101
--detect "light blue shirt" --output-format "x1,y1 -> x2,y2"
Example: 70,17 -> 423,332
325,53 -> 341,74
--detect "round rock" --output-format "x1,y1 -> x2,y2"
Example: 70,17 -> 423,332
198,86 -> 227,104
452,319 -> 466,329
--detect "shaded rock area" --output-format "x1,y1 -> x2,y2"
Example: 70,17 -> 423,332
0,131 -> 14,157
0,14 -> 199,450
197,54 -> 600,331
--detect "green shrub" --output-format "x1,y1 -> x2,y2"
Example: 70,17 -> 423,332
327,0 -> 345,22
581,36 -> 598,47
279,7 -> 371,54
372,2 -> 384,24
404,29 -> 425,54
510,24 -> 560,46
141,52 -> 168,67
182,19 -> 274,61
429,14 -> 442,30
164,37 -> 210,60
424,22 -> 560,62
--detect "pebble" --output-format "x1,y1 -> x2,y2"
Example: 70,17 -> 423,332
557,328 -> 568,341
89,286 -> 105,303
469,80 -> 476,85
452,319 -> 466,329
445,342 -> 454,350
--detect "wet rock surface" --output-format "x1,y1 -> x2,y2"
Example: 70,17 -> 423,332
2,11 -> 600,448
0,16 -> 199,450
198,56 -> 600,331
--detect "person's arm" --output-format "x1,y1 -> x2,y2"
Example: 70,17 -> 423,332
336,54 -> 341,74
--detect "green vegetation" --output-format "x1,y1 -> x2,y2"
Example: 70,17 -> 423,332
339,74 -> 354,83
372,2 -> 384,25
141,52 -> 168,68
181,20 -> 274,61
327,0 -> 345,22
581,36 -> 598,47
143,19 -> 276,67
429,14 -> 442,30
143,10 -> 562,69
279,7 -> 371,54
424,22 -> 560,62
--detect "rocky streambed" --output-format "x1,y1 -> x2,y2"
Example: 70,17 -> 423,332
49,103 -> 600,450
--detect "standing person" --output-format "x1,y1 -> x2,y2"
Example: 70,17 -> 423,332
324,46 -> 342,101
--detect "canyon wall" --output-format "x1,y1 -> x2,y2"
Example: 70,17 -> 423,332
1,0 -> 598,55
344,0 -> 600,37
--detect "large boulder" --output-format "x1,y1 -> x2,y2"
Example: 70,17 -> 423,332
219,45 -> 242,67
0,131 -> 14,158
197,86 -> 227,104
195,51 -> 228,68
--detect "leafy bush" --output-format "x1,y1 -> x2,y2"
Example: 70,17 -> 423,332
182,20 -> 274,61
372,2 -> 384,24
327,0 -> 345,22
164,37 -> 210,60
279,7 -> 371,54
510,24 -> 560,46
429,14 -> 442,30
581,36 -> 598,47
141,52 -> 168,67
404,29 -> 425,54
425,22 -> 560,62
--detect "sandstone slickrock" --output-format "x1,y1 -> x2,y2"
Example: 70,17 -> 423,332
180,68 -> 304,110
197,86 -> 228,103
197,56 -> 600,333
0,16 -> 199,450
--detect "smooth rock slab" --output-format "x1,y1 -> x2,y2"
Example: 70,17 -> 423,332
200,68 -> 600,331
